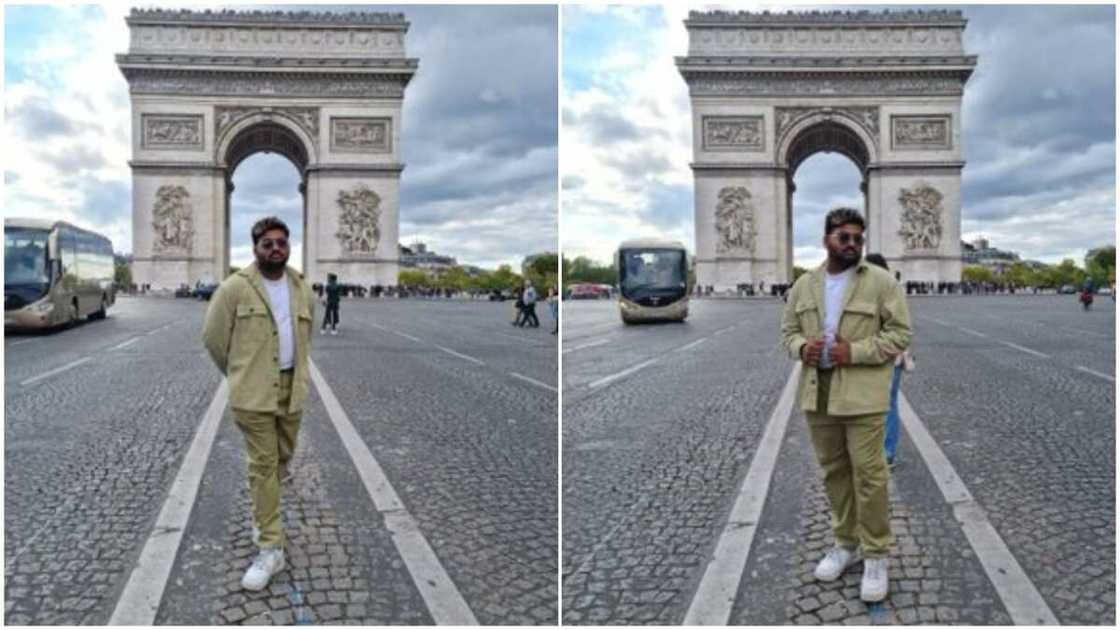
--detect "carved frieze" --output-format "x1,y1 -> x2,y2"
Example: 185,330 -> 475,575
331,118 -> 391,153
688,9 -> 966,23
129,24 -> 406,58
126,71 -> 407,98
715,186 -> 757,255
898,183 -> 944,251
686,73 -> 965,97
892,115 -> 951,150
703,116 -> 764,151
142,114 -> 203,150
774,106 -> 879,144
215,106 -> 320,143
687,26 -> 965,56
335,185 -> 382,255
151,185 -> 194,253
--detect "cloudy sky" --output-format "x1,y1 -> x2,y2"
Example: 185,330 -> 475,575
562,4 -> 1116,268
4,4 -> 557,272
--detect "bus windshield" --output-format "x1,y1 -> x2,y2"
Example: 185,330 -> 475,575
5,227 -> 50,287
619,249 -> 686,299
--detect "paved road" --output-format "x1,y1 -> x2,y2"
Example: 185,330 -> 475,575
5,295 -> 557,625
561,295 -> 1114,625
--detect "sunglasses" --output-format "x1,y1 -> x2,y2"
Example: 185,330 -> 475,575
258,238 -> 289,250
830,232 -> 864,246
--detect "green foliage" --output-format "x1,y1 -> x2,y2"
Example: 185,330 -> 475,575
524,253 -> 558,293
1086,246 -> 1116,287
562,255 -> 616,286
962,265 -> 995,284
398,269 -> 430,287
114,260 -> 132,288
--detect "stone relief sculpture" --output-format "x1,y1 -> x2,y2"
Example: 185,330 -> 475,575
715,186 -> 757,254
893,116 -> 950,149
703,117 -> 763,150
215,106 -> 320,143
335,185 -> 382,255
331,118 -> 390,152
151,185 -> 194,253
143,116 -> 202,148
898,183 -> 944,250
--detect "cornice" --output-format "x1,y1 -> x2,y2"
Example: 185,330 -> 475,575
127,8 -> 408,29
686,9 -> 967,27
117,54 -> 418,72
676,55 -> 977,70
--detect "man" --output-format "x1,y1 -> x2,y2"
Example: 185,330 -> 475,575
203,217 -> 316,591
780,207 -> 912,603
321,273 -> 341,335
522,281 -> 540,328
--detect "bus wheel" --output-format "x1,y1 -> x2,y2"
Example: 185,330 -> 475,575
91,297 -> 107,321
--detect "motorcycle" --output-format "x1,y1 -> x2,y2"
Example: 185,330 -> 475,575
1080,289 -> 1094,311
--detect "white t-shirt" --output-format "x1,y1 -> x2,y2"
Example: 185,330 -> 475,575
262,274 -> 295,370
819,266 -> 855,369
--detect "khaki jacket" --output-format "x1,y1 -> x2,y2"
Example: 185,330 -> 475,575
781,260 -> 912,416
202,263 -> 316,414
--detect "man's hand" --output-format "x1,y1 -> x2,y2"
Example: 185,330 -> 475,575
801,338 -> 825,367
829,335 -> 852,366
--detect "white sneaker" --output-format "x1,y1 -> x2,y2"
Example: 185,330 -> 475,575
814,545 -> 860,582
331,328 -> 337,335
251,525 -> 260,545
241,547 -> 284,591
860,557 -> 889,602
319,328 -> 326,335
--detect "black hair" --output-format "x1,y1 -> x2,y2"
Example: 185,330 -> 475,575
865,253 -> 889,271
251,216 -> 290,245
824,207 -> 866,235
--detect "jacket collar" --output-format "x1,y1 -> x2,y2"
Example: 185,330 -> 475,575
811,259 -> 869,323
239,262 -> 304,318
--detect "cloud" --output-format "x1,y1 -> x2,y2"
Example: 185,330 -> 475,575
562,5 -> 1115,268
4,5 -> 557,273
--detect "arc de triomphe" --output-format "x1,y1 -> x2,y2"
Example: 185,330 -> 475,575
677,10 -> 976,288
116,8 -> 417,289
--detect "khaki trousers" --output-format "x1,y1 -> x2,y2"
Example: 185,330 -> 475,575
805,370 -> 893,557
232,370 -> 301,549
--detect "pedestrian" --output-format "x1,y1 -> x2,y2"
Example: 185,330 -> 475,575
512,287 -> 525,326
864,253 -> 913,468
780,207 -> 912,603
522,281 -> 540,328
321,273 -> 341,335
202,216 -> 316,592
547,286 -> 559,334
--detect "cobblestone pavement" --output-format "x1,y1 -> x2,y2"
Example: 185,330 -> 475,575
6,296 -> 557,625
561,296 -> 1113,624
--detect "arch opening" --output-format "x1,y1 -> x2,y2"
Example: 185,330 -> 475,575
222,122 -> 312,277
784,120 -> 871,275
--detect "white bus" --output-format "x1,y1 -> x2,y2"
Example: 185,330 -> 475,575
5,218 -> 116,329
615,239 -> 689,324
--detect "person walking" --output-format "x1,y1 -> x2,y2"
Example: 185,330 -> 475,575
781,208 -> 912,603
864,254 -> 914,468
321,273 -> 341,335
522,281 -> 540,328
202,216 -> 316,591
547,286 -> 559,334
512,287 -> 525,326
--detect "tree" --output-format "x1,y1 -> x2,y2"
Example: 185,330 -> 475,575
962,265 -> 995,284
524,253 -> 558,293
114,259 -> 132,289
563,255 -> 615,285
399,269 -> 430,287
1086,246 -> 1115,287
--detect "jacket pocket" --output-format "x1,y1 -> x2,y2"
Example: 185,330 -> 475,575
234,303 -> 272,343
795,301 -> 820,337
840,300 -> 878,340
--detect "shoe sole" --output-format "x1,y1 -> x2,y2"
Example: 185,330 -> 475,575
814,556 -> 861,582
860,588 -> 888,603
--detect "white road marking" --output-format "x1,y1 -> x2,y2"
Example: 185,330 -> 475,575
675,337 -> 708,353
20,357 -> 92,386
146,323 -> 174,336
112,337 -> 141,350
369,322 -> 422,343
921,315 -> 951,326
898,393 -> 1058,625
958,326 -> 988,338
1067,327 -> 1112,339
998,340 -> 1049,358
110,380 -> 229,625
435,345 -> 485,366
712,326 -> 735,337
7,338 -> 34,347
1075,365 -> 1115,382
509,372 -> 557,392
562,338 -> 610,354
309,361 -> 478,625
684,364 -> 800,625
587,357 -> 658,389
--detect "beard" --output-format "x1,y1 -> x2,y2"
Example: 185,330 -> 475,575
827,246 -> 862,270
256,252 -> 289,274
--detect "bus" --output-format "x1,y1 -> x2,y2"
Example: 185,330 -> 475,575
5,218 -> 116,329
615,239 -> 689,324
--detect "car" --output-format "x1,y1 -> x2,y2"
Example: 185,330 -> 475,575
1097,287 -> 1112,295
1059,285 -> 1077,294
174,285 -> 193,298
194,283 -> 219,300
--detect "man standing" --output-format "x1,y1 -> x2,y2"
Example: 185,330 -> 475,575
780,208 -> 911,602
321,273 -> 341,335
203,217 -> 316,591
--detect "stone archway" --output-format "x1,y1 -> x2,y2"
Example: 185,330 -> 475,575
117,8 -> 418,289
677,9 -> 976,288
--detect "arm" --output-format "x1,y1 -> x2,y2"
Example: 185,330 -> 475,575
849,280 -> 912,366
202,282 -> 235,375
780,281 -> 808,361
